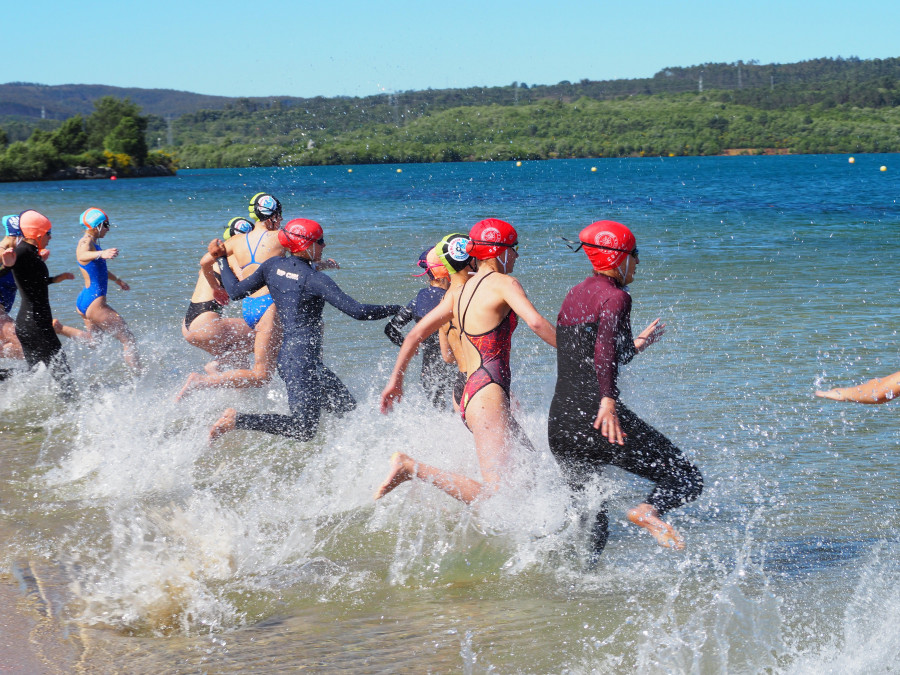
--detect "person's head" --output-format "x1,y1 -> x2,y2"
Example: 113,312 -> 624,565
278,218 -> 324,261
1,214 -> 22,238
414,247 -> 449,285
466,218 -> 518,273
18,209 -> 52,249
435,232 -> 475,278
223,217 -> 254,241
248,193 -> 283,228
79,207 -> 111,237
578,220 -> 638,285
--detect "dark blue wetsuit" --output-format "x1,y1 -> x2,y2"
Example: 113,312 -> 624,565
218,255 -> 402,440
385,286 -> 456,409
0,272 -> 16,314
76,243 -> 108,315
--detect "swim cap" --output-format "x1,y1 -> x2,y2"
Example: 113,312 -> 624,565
436,233 -> 473,275
413,247 -> 448,279
248,193 -> 282,221
578,221 -> 636,271
223,216 -> 254,241
80,207 -> 109,230
2,215 -> 22,238
466,218 -> 518,260
18,210 -> 52,239
278,218 -> 323,254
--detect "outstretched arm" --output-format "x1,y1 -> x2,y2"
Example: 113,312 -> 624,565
502,277 -> 556,348
215,256 -> 267,300
380,294 -> 455,413
815,370 -> 900,404
634,318 -> 665,352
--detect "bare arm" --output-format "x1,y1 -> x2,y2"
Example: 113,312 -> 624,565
438,323 -> 456,364
815,370 -> 900,404
380,293 -> 455,413
634,318 -> 666,352
501,276 -> 557,348
76,237 -> 118,265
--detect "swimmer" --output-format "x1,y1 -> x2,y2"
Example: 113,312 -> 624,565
815,370 -> 900,403
208,218 -> 402,442
0,210 -> 76,395
376,219 -> 557,504
74,208 -> 141,373
384,247 -> 457,409
548,221 -> 702,562
180,218 -> 256,379
179,194 -> 289,399
434,233 -> 478,411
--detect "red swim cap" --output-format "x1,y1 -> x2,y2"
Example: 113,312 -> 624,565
18,210 -> 52,239
579,220 -> 636,271
466,218 -> 518,260
278,218 -> 323,254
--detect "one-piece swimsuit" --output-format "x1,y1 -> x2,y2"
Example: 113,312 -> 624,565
458,271 -> 518,426
76,242 -> 108,315
240,232 -> 274,328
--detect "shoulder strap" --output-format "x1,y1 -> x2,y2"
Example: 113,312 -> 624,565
458,271 -> 494,335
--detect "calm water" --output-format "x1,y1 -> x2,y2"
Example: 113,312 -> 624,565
0,155 -> 898,673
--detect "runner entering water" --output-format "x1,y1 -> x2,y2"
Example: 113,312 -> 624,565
548,220 -> 702,562
209,218 -> 402,442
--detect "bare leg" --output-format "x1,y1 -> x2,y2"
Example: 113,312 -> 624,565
177,305 -> 279,400
375,452 -> 484,504
209,408 -> 237,443
53,319 -> 90,341
182,315 -> 253,370
626,503 -> 685,550
85,300 -> 142,373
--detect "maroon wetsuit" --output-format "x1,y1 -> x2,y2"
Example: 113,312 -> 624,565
547,274 -> 702,558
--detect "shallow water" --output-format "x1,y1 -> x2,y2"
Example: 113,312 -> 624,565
1,155 -> 898,673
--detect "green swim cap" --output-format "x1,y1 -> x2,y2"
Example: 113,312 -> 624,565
436,233 -> 473,275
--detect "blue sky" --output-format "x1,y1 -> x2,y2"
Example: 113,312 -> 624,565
6,0 -> 900,98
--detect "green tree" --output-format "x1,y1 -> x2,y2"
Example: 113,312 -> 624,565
86,96 -> 145,150
104,116 -> 148,165
50,115 -> 87,154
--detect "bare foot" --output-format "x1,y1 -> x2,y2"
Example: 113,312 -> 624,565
204,360 -> 221,376
374,452 -> 413,500
626,504 -> 685,550
209,408 -> 237,443
175,372 -> 206,402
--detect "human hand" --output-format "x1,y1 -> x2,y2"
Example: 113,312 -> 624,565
1,248 -> 15,268
814,389 -> 844,401
317,258 -> 340,270
635,318 -> 666,352
117,279 -> 130,291
101,248 -> 119,260
208,239 -> 226,258
212,286 -> 230,305
592,397 -> 625,445
380,379 -> 404,414
57,272 -> 75,281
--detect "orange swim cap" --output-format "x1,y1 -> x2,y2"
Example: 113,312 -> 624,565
18,210 -> 52,239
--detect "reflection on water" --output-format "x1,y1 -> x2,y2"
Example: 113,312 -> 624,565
1,155 -> 899,671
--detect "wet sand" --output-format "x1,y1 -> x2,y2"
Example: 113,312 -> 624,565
0,580 -> 51,674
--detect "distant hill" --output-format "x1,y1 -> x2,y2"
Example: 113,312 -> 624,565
4,56 -> 900,124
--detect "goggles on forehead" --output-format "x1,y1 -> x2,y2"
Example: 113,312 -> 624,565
472,239 -> 519,252
561,236 -> 637,258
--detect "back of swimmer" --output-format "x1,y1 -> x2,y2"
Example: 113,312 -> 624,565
385,247 -> 456,409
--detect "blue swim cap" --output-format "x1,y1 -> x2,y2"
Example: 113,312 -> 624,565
2,215 -> 22,238
80,207 -> 110,230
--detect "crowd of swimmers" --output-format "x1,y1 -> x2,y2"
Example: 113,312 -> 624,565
1,192 -> 894,563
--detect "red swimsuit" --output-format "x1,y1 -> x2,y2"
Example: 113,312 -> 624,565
458,272 -> 518,426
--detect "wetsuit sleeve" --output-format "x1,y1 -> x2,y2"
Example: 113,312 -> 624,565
385,301 -> 416,346
216,256 -> 266,300
593,292 -> 634,399
310,272 -> 403,320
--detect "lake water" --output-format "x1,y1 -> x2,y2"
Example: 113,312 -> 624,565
0,155 -> 898,673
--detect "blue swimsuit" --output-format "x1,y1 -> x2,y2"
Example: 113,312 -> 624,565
0,273 -> 16,314
76,243 -> 109,315
240,232 -> 274,329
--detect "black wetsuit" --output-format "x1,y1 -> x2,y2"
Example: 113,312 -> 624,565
385,286 -> 456,409
218,255 -> 402,440
0,242 -> 74,395
547,274 -> 702,556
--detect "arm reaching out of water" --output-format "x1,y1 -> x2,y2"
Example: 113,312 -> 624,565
815,370 -> 900,403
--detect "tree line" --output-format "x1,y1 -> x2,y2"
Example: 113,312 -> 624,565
0,97 -> 175,182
